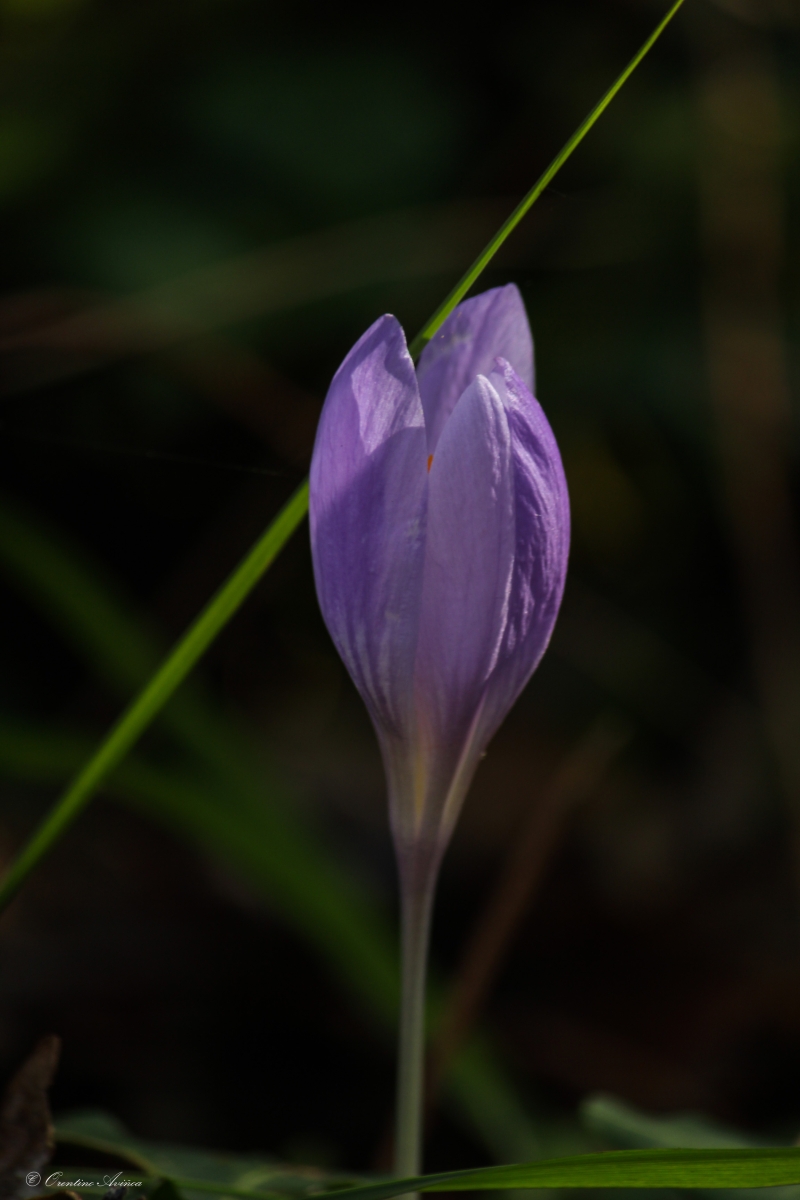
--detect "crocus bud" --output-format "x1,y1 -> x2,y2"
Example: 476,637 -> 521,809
310,285 -> 570,868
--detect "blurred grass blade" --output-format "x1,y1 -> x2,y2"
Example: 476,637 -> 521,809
0,201 -> 512,391
0,502 -> 400,1017
0,501 -> 304,804
0,715 -> 399,1020
0,505 -> 161,685
0,480 -> 309,912
406,0 -> 687,358
580,1094 -> 769,1151
0,0 -> 683,388
55,1109 -> 362,1194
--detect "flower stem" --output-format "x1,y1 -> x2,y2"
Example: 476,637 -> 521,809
395,850 -> 439,1182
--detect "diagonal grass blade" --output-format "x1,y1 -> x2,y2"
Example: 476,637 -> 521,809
0,0 -> 686,913
406,0 -> 686,359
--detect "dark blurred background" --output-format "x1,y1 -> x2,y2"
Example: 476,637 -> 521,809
0,0 -> 798,1176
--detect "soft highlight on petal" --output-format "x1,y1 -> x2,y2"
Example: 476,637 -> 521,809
309,314 -> 428,738
416,284 -> 534,454
413,374 -> 515,753
478,357 -> 570,742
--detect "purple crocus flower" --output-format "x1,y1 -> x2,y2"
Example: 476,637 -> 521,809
309,284 -> 570,868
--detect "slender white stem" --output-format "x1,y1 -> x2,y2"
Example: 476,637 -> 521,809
394,847 -> 439,1184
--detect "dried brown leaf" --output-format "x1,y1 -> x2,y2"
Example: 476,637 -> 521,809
0,1036 -> 60,1200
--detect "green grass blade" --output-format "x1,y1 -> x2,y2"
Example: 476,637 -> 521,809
276,1148 -> 800,1199
406,0 -> 686,359
578,1095 -> 800,1200
0,481 -> 308,912
0,0 -> 685,915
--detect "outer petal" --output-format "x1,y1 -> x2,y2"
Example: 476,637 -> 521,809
309,314 -> 428,739
477,357 -> 570,743
416,284 -> 534,454
392,374 -> 515,846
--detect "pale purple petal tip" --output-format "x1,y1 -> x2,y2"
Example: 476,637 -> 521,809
309,314 -> 428,737
416,284 -> 534,454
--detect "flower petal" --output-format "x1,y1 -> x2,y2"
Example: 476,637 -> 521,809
407,373 -> 514,840
416,284 -> 534,454
309,314 -> 428,739
478,358 -> 570,742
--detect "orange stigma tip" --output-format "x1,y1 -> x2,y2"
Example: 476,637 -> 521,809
427,454 -> 434,473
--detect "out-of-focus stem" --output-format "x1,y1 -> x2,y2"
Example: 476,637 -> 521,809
394,848 -> 439,1183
